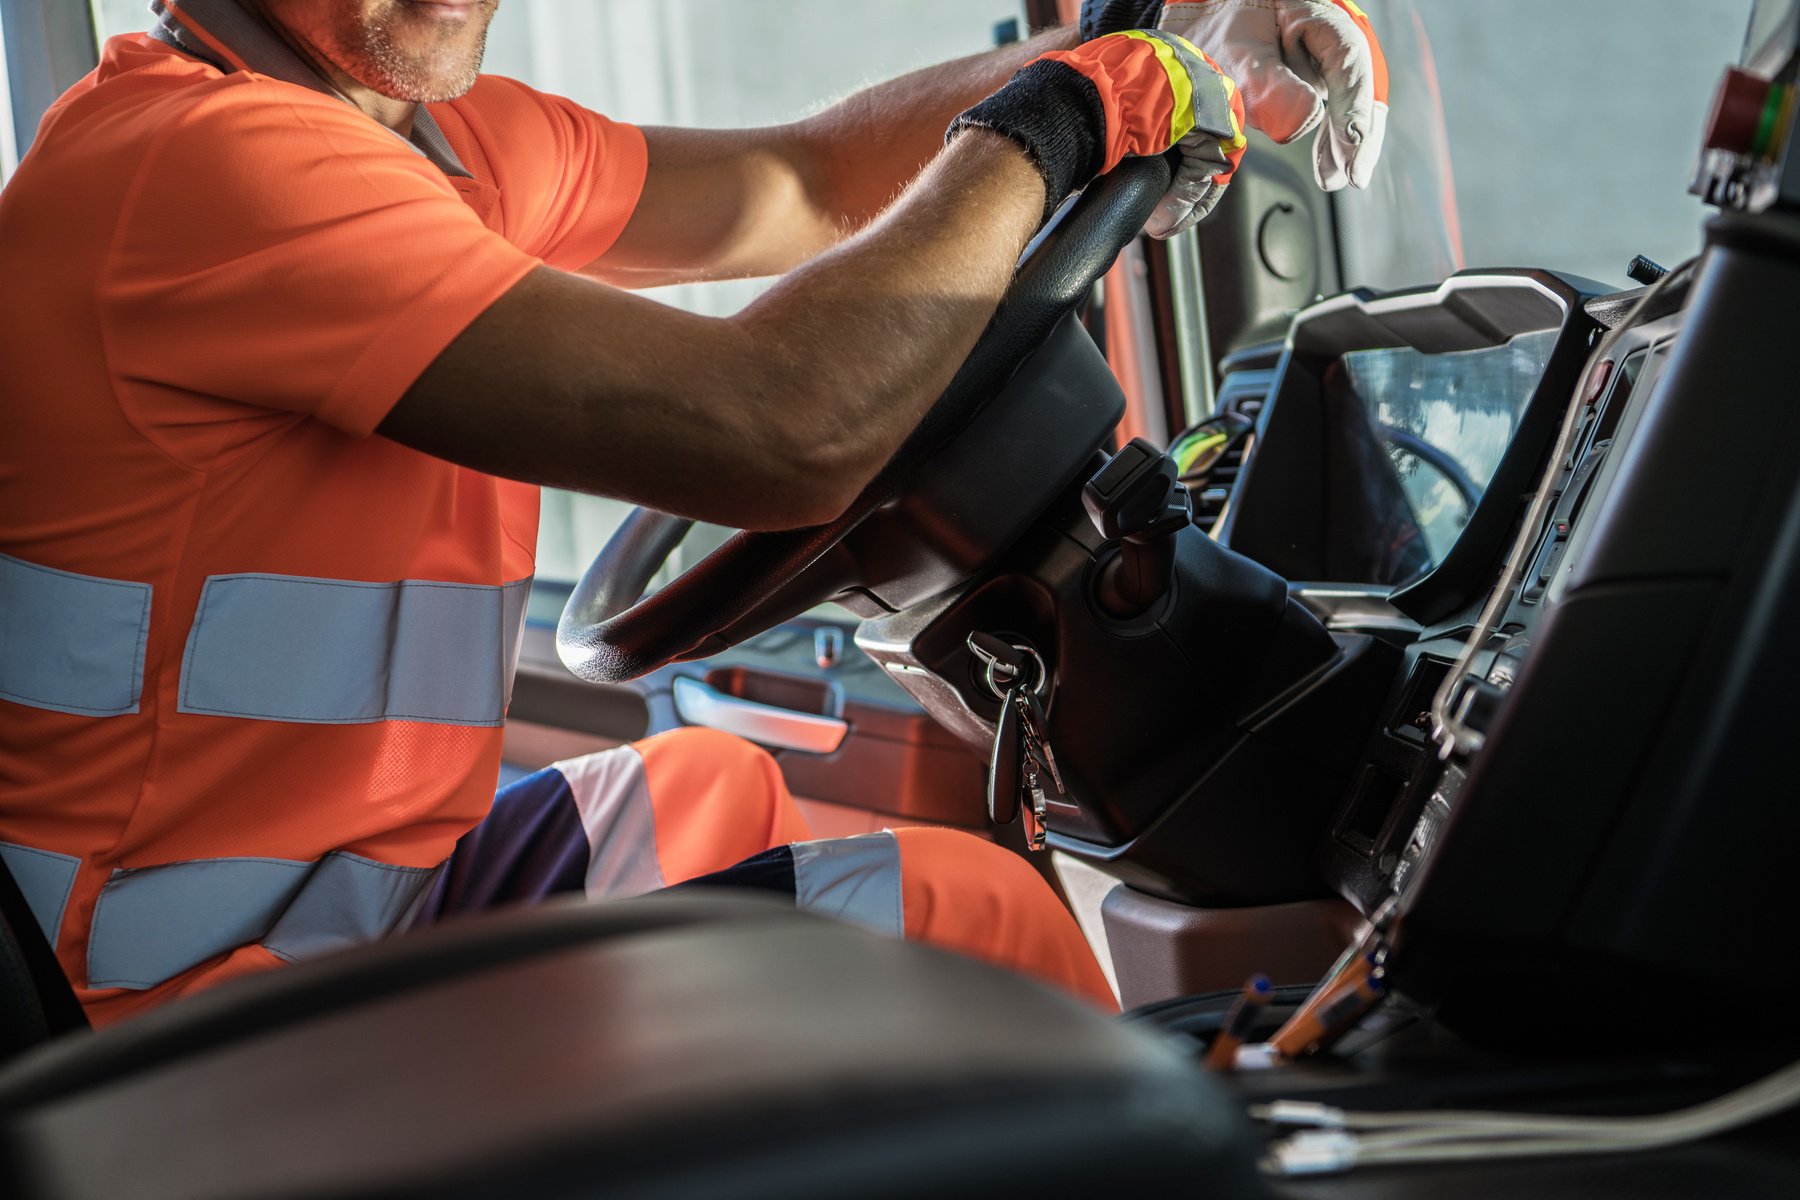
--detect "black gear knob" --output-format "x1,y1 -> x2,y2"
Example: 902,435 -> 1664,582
1082,438 -> 1193,619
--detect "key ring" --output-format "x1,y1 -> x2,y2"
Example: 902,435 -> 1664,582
969,638 -> 1049,701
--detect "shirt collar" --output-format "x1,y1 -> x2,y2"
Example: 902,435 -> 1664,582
147,0 -> 474,179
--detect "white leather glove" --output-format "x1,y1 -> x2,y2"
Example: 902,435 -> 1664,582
1158,0 -> 1389,191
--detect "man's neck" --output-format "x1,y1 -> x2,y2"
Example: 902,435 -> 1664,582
234,0 -> 418,135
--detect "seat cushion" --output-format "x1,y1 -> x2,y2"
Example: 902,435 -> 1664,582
0,891 -> 1259,1199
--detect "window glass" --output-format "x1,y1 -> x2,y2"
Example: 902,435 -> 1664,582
91,0 -> 152,41
1339,0 -> 1755,291
0,5 -> 16,185
484,0 -> 1027,591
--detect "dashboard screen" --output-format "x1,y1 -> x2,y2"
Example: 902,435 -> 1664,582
1319,330 -> 1559,585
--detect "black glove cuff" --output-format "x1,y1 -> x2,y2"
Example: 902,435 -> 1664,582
1079,0 -> 1165,42
946,59 -> 1107,224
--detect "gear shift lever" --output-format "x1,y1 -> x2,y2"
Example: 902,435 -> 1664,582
1082,438 -> 1193,619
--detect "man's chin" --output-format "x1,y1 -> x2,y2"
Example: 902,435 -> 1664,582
358,10 -> 490,104
376,78 -> 480,104
355,56 -> 483,104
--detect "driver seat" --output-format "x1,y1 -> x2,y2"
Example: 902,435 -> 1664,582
0,852 -> 88,1061
0,877 -> 1261,1198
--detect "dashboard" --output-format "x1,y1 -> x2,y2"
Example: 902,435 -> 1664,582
1200,243 -> 1800,1054
1177,271 -> 1624,913
1275,288 -> 1690,918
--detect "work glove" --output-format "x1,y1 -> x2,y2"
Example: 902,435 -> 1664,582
948,31 -> 1247,239
1079,0 -> 1164,42
1080,0 -> 1389,192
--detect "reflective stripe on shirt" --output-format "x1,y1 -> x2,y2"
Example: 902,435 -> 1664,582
0,842 -> 81,946
0,555 -> 530,727
178,574 -> 530,726
86,850 -> 442,990
0,552 -> 152,717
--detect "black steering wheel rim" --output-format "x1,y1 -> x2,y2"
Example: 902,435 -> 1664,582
558,154 -> 1177,684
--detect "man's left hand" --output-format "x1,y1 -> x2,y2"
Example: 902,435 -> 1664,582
1080,0 -> 1390,192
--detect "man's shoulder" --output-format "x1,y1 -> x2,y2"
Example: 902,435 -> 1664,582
22,47 -> 465,266
55,35 -> 380,171
81,34 -> 341,117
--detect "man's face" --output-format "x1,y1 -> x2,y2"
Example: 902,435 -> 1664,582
259,0 -> 499,103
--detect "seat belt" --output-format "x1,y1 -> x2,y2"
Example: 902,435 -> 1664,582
0,851 -> 88,1060
148,0 -> 476,178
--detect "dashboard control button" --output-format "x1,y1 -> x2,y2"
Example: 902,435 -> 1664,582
1704,67 -> 1773,155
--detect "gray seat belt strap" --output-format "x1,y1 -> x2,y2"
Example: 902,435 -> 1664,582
147,0 -> 474,178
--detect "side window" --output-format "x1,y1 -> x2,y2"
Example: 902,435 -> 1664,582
0,6 -> 15,186
90,0 -> 150,39
482,1 -> 1027,594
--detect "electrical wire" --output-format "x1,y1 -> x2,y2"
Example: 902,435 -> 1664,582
1256,1057 -> 1800,1176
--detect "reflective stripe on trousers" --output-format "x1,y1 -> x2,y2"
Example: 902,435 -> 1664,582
0,842 -> 441,990
424,738 -> 904,940
0,554 -> 530,726
789,835 -> 904,938
559,736 -> 904,936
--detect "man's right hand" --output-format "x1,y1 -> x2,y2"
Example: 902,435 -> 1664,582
948,31 -> 1247,238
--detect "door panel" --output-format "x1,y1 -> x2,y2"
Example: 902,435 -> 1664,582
508,609 -> 991,831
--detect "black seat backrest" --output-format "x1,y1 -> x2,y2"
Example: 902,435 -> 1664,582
0,854 -> 88,1061
0,893 -> 1260,1200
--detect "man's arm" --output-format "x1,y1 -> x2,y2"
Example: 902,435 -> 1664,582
382,130 -> 1046,531
381,31 -> 1233,532
585,25 -> 1078,289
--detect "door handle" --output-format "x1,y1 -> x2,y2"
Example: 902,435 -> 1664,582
671,676 -> 849,755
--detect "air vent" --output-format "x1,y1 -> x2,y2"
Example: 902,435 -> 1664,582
1191,432 -> 1252,530
1188,369 -> 1275,533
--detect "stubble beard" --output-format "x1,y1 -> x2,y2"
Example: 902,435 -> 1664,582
353,2 -> 492,104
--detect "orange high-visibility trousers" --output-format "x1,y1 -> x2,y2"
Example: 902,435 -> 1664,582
423,727 -> 1117,1011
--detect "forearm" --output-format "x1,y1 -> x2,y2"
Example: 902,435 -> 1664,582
586,26 -> 1078,288
389,132 -> 1044,531
795,25 -> 1078,232
389,28 -> 1221,530
722,130 -> 1047,519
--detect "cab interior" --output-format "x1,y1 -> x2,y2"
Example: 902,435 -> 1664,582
5,0 -> 1800,1196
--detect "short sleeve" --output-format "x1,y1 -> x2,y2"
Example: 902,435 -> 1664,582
99,81 -> 543,439
431,76 -> 649,271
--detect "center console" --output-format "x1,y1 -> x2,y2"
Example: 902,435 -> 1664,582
1138,6 -> 1800,1192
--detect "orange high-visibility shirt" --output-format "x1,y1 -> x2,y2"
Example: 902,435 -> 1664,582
0,27 -> 646,1026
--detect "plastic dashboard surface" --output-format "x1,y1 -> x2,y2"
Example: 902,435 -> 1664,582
1207,273 -> 1676,918
1378,308 -> 1688,914
1220,271 -> 1604,627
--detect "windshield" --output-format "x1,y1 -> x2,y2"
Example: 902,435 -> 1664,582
1339,0 -> 1755,291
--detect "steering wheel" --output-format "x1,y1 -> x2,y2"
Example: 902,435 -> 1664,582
558,155 -> 1176,684
1380,426 -> 1480,509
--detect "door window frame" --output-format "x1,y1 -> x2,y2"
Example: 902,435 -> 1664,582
0,0 -> 98,160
